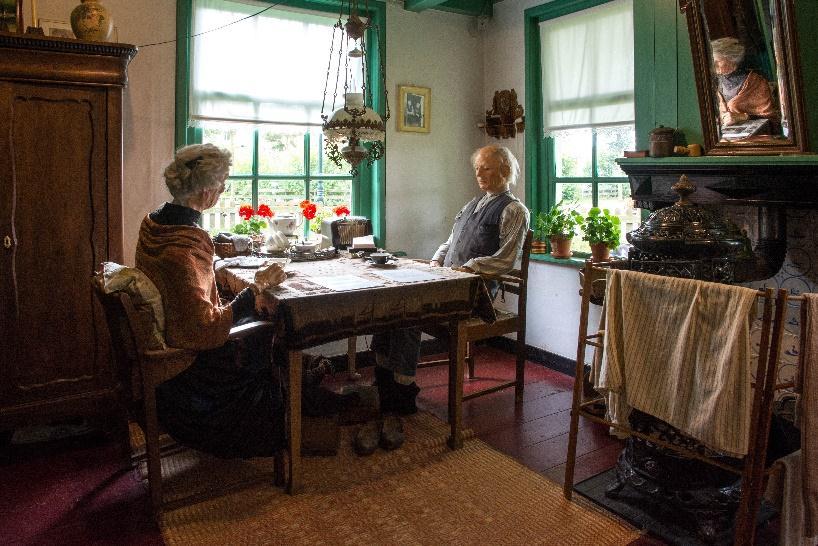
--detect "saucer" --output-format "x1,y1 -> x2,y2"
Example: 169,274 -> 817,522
368,260 -> 398,268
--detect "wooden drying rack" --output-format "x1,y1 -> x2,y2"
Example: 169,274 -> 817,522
564,259 -> 793,546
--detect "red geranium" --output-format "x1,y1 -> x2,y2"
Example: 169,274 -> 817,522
333,205 -> 351,217
302,203 -> 318,220
238,204 -> 254,221
256,204 -> 274,218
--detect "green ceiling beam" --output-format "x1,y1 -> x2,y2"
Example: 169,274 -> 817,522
404,0 -> 448,12
404,0 -> 492,16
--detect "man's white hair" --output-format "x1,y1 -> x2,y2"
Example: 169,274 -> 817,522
471,145 -> 520,187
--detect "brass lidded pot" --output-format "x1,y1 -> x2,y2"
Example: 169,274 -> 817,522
626,175 -> 750,259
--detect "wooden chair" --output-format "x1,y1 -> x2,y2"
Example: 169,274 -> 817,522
91,277 -> 284,518
418,229 -> 533,403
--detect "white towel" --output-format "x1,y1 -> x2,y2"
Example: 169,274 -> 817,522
597,269 -> 758,456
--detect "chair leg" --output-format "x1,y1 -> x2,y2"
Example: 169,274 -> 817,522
143,380 -> 163,517
515,334 -> 526,403
347,336 -> 361,380
466,341 -> 475,379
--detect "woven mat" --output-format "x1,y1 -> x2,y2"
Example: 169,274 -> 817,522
140,413 -> 639,545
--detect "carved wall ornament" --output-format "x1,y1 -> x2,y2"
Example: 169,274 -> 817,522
481,89 -> 525,139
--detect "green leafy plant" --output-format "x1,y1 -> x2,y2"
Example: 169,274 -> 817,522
581,207 -> 622,249
536,201 -> 583,240
232,204 -> 271,236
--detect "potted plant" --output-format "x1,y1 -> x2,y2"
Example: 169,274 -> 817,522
581,207 -> 621,262
540,201 -> 583,259
531,211 -> 550,254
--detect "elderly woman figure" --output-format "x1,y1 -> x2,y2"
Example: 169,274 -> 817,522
135,143 -> 288,458
711,37 -> 777,129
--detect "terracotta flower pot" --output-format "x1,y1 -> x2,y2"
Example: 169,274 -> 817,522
549,236 -> 573,259
531,239 -> 548,254
590,242 -> 611,262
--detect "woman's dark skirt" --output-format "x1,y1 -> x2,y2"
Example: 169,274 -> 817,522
155,330 -> 286,459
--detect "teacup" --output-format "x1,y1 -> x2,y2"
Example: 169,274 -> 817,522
370,252 -> 391,264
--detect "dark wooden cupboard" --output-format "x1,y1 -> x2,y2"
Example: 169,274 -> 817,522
0,33 -> 137,430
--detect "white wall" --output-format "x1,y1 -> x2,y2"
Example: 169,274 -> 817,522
384,4 -> 485,258
483,0 -> 598,360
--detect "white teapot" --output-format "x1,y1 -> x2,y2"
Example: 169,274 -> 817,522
269,213 -> 303,236
265,228 -> 290,252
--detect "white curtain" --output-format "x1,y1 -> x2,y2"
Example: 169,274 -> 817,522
539,0 -> 634,133
190,0 -> 360,125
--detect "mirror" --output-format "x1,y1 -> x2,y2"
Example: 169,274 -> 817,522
680,0 -> 808,155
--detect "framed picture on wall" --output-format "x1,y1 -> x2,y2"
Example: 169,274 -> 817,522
39,19 -> 74,38
0,0 -> 23,33
397,85 -> 431,133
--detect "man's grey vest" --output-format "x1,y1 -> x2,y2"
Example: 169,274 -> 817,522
443,191 -> 515,267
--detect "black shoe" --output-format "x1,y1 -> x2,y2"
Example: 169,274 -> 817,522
379,415 -> 405,451
353,421 -> 380,456
373,365 -> 395,413
390,381 -> 420,416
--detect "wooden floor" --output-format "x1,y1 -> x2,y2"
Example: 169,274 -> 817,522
0,344 -> 780,545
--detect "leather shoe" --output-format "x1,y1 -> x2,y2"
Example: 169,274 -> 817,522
379,415 -> 404,451
353,421 -> 379,456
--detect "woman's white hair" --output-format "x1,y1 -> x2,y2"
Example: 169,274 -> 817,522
711,37 -> 745,66
471,145 -> 521,187
164,143 -> 232,200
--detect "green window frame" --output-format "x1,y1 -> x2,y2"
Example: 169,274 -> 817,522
524,0 -> 635,256
174,0 -> 387,244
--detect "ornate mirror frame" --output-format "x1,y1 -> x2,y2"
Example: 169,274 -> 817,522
680,0 -> 809,155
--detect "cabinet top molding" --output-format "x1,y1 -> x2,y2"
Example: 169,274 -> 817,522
0,32 -> 137,87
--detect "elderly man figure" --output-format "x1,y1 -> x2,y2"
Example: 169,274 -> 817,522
370,144 -> 530,417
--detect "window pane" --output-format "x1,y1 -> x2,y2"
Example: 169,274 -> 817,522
553,128 -> 592,177
598,182 -> 640,248
310,128 -> 349,175
202,179 -> 253,234
202,123 -> 254,176
311,179 -> 352,208
259,126 -> 305,175
596,124 -> 635,177
258,179 -> 307,216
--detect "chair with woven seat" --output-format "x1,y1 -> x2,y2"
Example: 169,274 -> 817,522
418,229 -> 533,403
91,273 -> 284,518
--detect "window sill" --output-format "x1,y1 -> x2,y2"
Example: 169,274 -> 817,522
530,253 -> 588,269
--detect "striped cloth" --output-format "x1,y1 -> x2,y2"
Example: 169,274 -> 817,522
597,269 -> 758,457
797,293 -> 818,537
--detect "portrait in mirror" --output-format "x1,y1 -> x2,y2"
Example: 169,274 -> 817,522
681,0 -> 808,155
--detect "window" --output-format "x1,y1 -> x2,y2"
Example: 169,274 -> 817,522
175,0 -> 386,239
525,0 -> 638,254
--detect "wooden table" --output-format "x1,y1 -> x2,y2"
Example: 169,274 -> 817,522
216,256 -> 494,493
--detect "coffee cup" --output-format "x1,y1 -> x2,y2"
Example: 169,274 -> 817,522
370,252 -> 390,264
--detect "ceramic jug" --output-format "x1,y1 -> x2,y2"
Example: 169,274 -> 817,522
269,213 -> 303,237
71,0 -> 113,42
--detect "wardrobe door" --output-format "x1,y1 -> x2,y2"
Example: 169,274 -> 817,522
0,82 -> 113,412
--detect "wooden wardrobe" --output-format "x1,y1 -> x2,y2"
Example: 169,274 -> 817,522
0,33 -> 137,433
